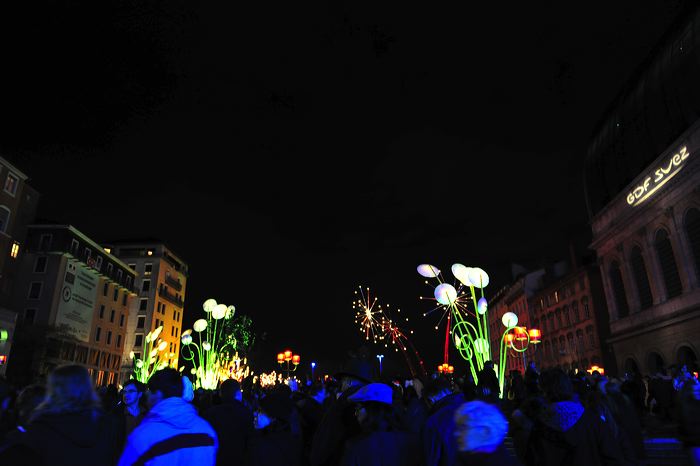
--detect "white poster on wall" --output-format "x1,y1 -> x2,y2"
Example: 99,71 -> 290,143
55,260 -> 98,342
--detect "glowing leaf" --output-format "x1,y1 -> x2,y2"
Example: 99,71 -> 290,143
451,263 -> 473,286
477,297 -> 488,314
434,283 -> 457,305
468,268 -> 490,288
417,264 -> 440,278
151,326 -> 163,341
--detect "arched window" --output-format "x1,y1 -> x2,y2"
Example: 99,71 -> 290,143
572,301 -> 580,323
647,352 -> 665,374
567,333 -> 575,355
624,358 -> 639,376
551,339 -> 558,359
556,308 -> 563,328
559,335 -> 566,355
685,208 -> 700,277
582,297 -> 590,319
586,326 -> 596,348
630,246 -> 653,310
563,305 -> 570,327
548,313 -> 555,331
0,205 -> 10,234
655,229 -> 683,299
609,261 -> 629,318
577,329 -> 585,353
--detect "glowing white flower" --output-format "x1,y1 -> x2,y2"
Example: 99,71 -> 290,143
157,340 -> 168,352
129,351 -> 135,360
135,360 -> 144,368
181,334 -> 192,345
468,268 -> 489,288
417,264 -> 440,278
502,312 -> 518,328
434,283 -> 457,305
203,299 -> 217,313
193,319 -> 208,332
151,326 -> 163,341
226,305 -> 236,319
451,263 -> 473,286
212,304 -> 227,320
477,297 -> 488,315
202,341 -> 212,351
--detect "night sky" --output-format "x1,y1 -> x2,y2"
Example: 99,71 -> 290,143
0,1 -> 688,376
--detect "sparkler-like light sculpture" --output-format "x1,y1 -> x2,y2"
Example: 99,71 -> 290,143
418,263 -> 534,395
353,286 -> 426,377
180,298 -> 240,390
130,325 -> 169,384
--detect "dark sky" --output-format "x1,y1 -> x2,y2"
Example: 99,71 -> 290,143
0,1 -> 688,376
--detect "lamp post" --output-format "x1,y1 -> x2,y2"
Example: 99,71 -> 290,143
505,326 -> 541,371
376,354 -> 384,376
277,350 -> 300,380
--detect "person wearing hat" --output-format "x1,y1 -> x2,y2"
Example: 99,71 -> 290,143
310,354 -> 374,466
246,390 -> 302,466
338,383 -> 420,466
453,400 -> 521,466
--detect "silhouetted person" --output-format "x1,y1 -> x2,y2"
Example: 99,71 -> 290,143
454,400 -> 521,466
203,379 -> 253,466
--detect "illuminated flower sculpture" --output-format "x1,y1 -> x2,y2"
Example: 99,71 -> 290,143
130,325 -> 170,383
417,263 -> 536,396
180,299 -> 252,390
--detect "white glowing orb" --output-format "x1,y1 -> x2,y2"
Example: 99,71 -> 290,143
212,304 -> 227,320
502,312 -> 518,328
468,268 -> 490,288
417,264 -> 440,278
477,297 -> 488,314
474,338 -> 489,353
203,298 -> 217,313
451,263 -> 472,286
181,334 -> 192,345
202,341 -> 212,351
129,351 -> 135,360
135,360 -> 144,368
151,326 -> 163,342
193,319 -> 208,332
157,340 -> 168,352
434,283 -> 457,305
226,305 -> 236,318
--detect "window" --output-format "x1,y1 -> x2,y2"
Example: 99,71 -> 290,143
109,309 -> 115,323
586,326 -> 596,348
119,314 -> 125,327
128,263 -> 136,271
28,282 -> 42,299
144,263 -> 152,275
117,334 -> 122,348
39,234 -> 52,251
563,306 -> 570,327
95,327 -> 102,342
171,326 -> 174,337
116,269 -> 123,283
94,256 -> 102,271
609,261 -> 629,318
106,263 -> 113,277
582,297 -> 590,319
34,256 -> 48,273
70,239 -> 79,255
133,352 -> 141,361
3,172 -> 18,196
556,308 -> 563,328
10,241 -> 19,259
572,301 -> 580,323
126,276 -> 132,290
655,229 -> 683,299
134,334 -> 143,347
137,316 -> 145,329
84,247 -> 91,262
99,305 -> 105,319
142,279 -> 151,293
103,282 -> 109,296
113,288 -> 118,302
630,246 -> 654,310
122,292 -> 127,306
107,331 -> 112,345
0,206 -> 10,234
173,309 -> 177,320
139,298 -> 148,311
24,309 -> 36,325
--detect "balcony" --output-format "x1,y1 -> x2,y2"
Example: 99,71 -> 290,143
158,286 -> 183,308
165,274 -> 182,291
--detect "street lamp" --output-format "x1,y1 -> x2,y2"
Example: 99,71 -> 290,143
376,354 -> 384,376
277,350 -> 300,380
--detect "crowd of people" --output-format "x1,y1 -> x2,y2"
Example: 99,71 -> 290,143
0,356 -> 699,466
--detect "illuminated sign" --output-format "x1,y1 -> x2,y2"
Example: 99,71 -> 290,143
627,146 -> 689,206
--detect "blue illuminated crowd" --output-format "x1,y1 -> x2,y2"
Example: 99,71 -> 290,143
0,355 -> 699,466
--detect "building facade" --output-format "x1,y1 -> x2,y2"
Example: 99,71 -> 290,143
0,157 -> 39,376
104,241 -> 187,380
585,6 -> 700,376
528,264 -> 614,375
8,225 -> 136,386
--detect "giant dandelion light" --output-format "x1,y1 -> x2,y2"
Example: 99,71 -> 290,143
417,263 -> 533,395
180,298 -> 241,390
